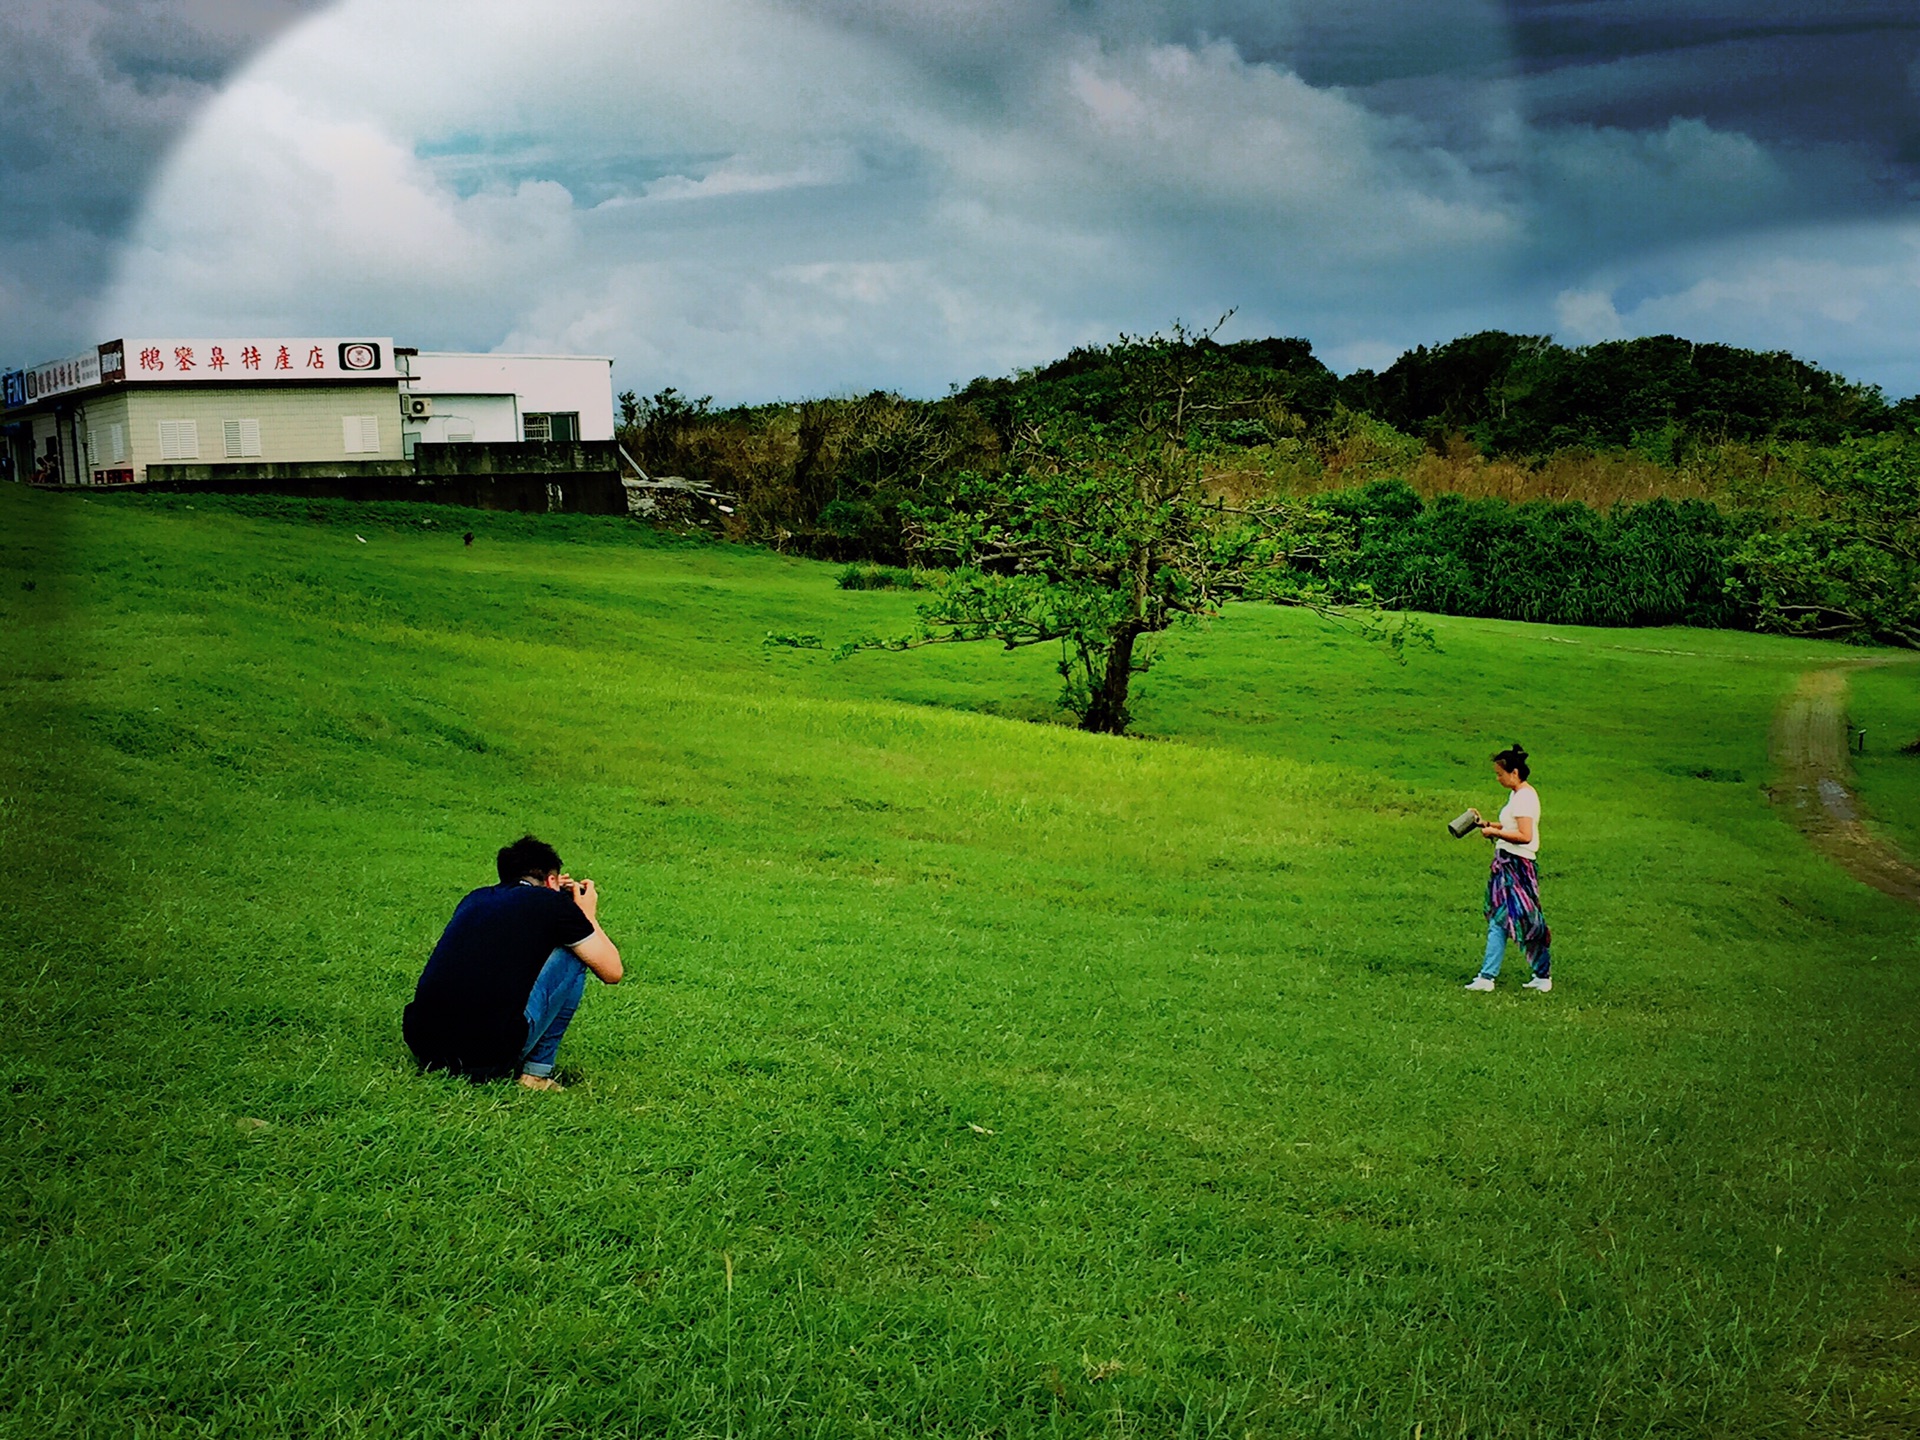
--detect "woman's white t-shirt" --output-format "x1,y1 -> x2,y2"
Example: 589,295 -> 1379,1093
1496,784 -> 1541,859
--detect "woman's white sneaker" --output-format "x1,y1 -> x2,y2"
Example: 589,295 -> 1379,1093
1465,977 -> 1497,991
1523,977 -> 1552,992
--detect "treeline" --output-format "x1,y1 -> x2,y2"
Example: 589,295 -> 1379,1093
1311,458 -> 1915,648
619,331 -> 1920,647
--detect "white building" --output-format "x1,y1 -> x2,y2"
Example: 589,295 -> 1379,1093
400,350 -> 616,453
2,336 -> 616,486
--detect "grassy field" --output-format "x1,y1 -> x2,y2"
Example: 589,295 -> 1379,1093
1850,666 -> 1920,868
2,486 -> 1917,1439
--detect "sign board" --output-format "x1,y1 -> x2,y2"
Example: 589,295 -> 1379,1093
18,350 -> 101,406
117,338 -> 398,382
2,338 -> 398,409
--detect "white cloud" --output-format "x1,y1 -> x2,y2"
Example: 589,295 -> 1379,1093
637,160 -> 848,204
1553,287 -> 1623,342
95,0 -> 1920,398
1547,222 -> 1920,395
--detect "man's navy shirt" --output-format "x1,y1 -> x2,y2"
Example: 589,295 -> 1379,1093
404,882 -> 595,1078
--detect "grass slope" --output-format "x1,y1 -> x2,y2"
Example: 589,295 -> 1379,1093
1849,665 -> 1920,867
2,488 -> 1917,1439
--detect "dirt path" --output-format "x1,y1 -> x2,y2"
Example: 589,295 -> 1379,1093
1770,664 -> 1920,906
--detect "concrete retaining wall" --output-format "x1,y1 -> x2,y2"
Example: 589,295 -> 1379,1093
140,440 -> 627,514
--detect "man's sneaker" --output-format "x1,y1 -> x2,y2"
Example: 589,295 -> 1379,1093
1464,976 -> 1496,991
1523,976 -> 1552,992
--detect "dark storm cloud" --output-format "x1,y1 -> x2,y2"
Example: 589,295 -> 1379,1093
800,1 -> 1920,229
0,0 -> 326,359
1507,1 -> 1920,176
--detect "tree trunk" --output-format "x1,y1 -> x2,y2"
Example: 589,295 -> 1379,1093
1080,625 -> 1140,735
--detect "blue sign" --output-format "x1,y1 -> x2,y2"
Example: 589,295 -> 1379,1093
2,371 -> 23,410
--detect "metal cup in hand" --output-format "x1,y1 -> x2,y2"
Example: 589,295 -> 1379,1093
1447,810 -> 1479,839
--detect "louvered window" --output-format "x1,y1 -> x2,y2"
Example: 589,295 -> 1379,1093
88,426 -> 124,464
342,415 -> 380,454
223,419 -> 262,458
158,420 -> 199,461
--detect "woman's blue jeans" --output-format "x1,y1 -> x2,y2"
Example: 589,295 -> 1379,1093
520,948 -> 588,1078
1478,915 -> 1551,980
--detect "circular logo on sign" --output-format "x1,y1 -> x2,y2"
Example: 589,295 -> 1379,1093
340,343 -> 379,371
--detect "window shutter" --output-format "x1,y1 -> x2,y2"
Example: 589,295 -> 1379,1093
158,420 -> 199,461
224,420 -> 262,458
343,415 -> 379,454
110,424 -> 125,463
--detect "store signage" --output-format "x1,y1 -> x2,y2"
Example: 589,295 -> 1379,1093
18,350 -> 101,405
2,372 -> 23,410
2,338 -> 398,408
120,339 -> 397,381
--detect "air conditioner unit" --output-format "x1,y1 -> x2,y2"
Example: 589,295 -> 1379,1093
403,394 -> 433,420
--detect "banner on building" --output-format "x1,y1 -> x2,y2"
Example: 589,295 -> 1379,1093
3,339 -> 399,408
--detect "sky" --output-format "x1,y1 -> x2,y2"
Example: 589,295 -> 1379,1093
6,0 -> 1920,400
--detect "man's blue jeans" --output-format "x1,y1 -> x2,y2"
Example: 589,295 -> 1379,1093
520,948 -> 588,1078
1478,915 -> 1551,980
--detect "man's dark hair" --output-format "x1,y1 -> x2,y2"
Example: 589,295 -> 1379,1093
497,835 -> 562,885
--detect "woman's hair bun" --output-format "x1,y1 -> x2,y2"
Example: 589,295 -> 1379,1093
1509,743 -> 1527,757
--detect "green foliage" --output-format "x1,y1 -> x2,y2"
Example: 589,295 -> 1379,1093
615,327 -> 1916,653
1314,481 -> 1745,628
1726,435 -> 1920,647
861,327 -> 1410,734
834,561 -> 925,591
958,325 -> 1341,447
622,389 -> 999,561
1353,331 -> 1893,453
1849,664 -> 1920,861
624,385 -> 715,476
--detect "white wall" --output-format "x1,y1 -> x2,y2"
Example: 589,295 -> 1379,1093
410,394 -> 519,444
405,353 -> 614,440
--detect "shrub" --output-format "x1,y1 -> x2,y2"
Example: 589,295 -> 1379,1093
1316,481 -> 1741,628
835,563 -> 925,591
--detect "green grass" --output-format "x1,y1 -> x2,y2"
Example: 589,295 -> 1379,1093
3,486 -> 1918,1438
1849,664 -> 1920,866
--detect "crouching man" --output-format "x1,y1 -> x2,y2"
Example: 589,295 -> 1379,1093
404,836 -> 622,1092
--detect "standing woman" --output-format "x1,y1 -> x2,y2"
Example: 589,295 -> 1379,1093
1464,743 -> 1554,992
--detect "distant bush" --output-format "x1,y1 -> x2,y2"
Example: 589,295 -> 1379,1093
1345,331 -> 1895,453
836,563 -> 926,591
1317,481 -> 1744,629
